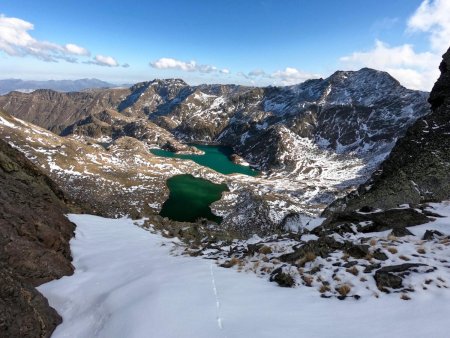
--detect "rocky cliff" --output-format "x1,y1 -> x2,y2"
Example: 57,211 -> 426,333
0,138 -> 75,337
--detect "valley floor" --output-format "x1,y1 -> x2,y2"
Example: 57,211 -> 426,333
38,214 -> 450,338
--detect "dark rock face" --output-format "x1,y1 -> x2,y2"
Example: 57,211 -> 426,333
0,139 -> 76,337
317,208 -> 431,236
374,268 -> 404,290
422,229 -> 444,240
327,47 -> 450,213
389,227 -> 414,237
270,267 -> 295,287
279,237 -> 370,264
0,267 -> 61,338
374,264 -> 429,292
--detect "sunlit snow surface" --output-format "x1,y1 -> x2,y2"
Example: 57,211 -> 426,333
39,213 -> 450,338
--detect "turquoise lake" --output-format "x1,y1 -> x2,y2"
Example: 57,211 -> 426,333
150,144 -> 259,176
153,145 -> 258,223
159,174 -> 228,223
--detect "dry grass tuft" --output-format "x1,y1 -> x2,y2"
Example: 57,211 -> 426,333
400,293 -> 411,301
319,284 -> 331,293
416,247 -> 426,254
440,238 -> 450,245
228,257 -> 241,267
369,238 -> 377,246
260,266 -> 272,274
302,274 -> 314,287
346,266 -> 359,276
336,284 -> 351,297
387,234 -> 398,241
365,253 -> 374,261
387,247 -> 398,254
295,251 -> 316,267
399,255 -> 410,261
259,245 -> 273,255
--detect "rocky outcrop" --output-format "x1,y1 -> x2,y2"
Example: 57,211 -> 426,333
326,47 -> 450,214
316,208 -> 432,237
0,138 -> 76,337
219,189 -> 284,238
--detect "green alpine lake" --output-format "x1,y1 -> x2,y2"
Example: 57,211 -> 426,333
154,145 -> 257,223
159,174 -> 228,223
150,144 -> 259,176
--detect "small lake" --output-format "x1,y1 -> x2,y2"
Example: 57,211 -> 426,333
159,174 -> 228,223
151,144 -> 259,176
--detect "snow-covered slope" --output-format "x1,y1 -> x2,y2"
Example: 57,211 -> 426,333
39,214 -> 450,338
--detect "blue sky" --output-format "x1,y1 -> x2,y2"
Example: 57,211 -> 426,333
0,0 -> 448,90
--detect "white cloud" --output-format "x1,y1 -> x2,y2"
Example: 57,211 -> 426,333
150,57 -> 227,74
64,43 -> 90,56
407,0 -> 450,54
270,67 -> 319,85
340,40 -> 440,90
0,14 -> 90,62
151,57 -> 196,71
339,0 -> 450,91
240,67 -> 319,86
84,54 -> 120,67
0,14 -> 125,68
94,55 -> 119,67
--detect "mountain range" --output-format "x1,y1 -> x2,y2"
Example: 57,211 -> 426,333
0,78 -> 118,95
0,68 -> 431,236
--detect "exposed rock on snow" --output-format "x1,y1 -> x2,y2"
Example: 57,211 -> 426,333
175,202 -> 450,300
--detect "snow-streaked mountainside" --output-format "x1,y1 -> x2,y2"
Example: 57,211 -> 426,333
0,68 -> 430,235
38,213 -> 450,338
0,78 -> 117,95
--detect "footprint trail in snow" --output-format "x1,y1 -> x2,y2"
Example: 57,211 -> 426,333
210,262 -> 226,336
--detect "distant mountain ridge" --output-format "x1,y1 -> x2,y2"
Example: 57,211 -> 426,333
0,78 -> 118,95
